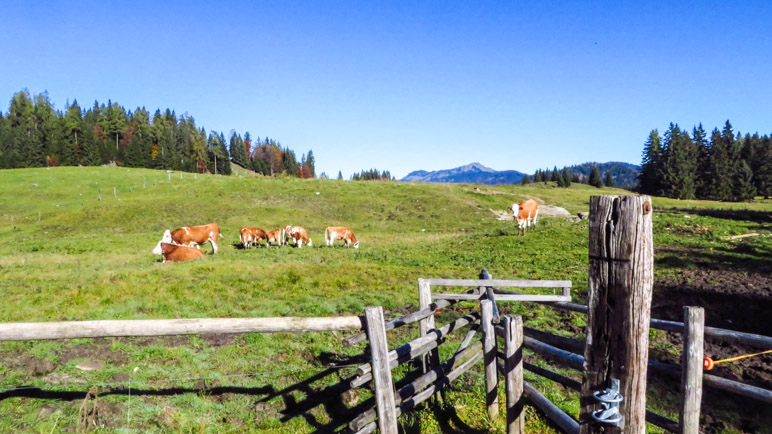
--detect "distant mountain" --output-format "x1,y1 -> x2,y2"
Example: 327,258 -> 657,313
401,162 -> 525,185
401,161 -> 641,188
566,162 -> 641,189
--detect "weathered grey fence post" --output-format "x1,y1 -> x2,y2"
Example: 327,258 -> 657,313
481,300 -> 500,422
680,307 -> 704,434
581,195 -> 653,434
365,306 -> 398,434
417,279 -> 440,375
503,314 -> 524,433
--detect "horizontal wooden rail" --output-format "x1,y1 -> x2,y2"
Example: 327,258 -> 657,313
0,316 -> 365,341
523,381 -> 579,434
492,288 -> 772,350
432,293 -> 571,302
421,278 -> 571,288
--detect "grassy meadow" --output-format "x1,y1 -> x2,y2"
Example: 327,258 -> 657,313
0,166 -> 769,433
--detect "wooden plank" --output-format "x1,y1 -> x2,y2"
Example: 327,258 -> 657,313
0,316 -> 365,341
581,195 -> 654,434
342,301 -> 449,346
522,326 -> 586,354
418,279 -> 440,377
432,293 -> 572,302
365,306 -> 398,434
492,288 -> 588,313
650,318 -> 772,350
503,315 -> 524,434
680,307 -> 704,434
524,381 -> 580,434
481,300 -> 499,421
424,279 -> 572,288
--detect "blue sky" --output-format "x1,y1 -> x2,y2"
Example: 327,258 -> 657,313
1,1 -> 771,178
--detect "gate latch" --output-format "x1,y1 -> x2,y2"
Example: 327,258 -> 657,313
591,378 -> 623,426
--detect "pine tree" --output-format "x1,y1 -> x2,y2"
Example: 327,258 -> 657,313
756,136 -> 772,198
604,172 -> 614,187
693,124 -> 710,198
661,123 -> 697,199
337,171 -> 343,180
305,150 -> 316,178
229,132 -> 247,167
551,166 -> 559,182
561,167 -> 571,187
638,130 -> 662,195
520,174 -> 530,185
734,160 -> 756,201
589,166 -> 603,188
707,122 -> 739,200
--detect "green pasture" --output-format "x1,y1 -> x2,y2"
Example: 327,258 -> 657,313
0,167 -> 769,433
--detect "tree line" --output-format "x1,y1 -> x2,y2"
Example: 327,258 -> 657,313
526,166 -> 614,188
639,121 -> 771,200
0,90 -> 314,178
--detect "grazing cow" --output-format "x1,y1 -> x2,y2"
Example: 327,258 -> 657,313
160,223 -> 222,254
285,226 -> 312,248
240,227 -> 267,249
152,242 -> 205,263
325,226 -> 359,248
265,229 -> 283,247
280,225 -> 295,246
513,199 -> 539,235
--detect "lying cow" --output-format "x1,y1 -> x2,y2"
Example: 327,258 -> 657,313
240,226 -> 267,249
152,242 -> 205,263
513,199 -> 539,235
285,226 -> 312,248
265,229 -> 283,247
325,226 -> 359,248
160,223 -> 222,254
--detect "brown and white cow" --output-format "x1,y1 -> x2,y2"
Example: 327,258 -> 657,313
325,227 -> 359,248
152,242 -> 205,263
280,225 -> 295,246
512,199 -> 539,235
265,229 -> 283,247
285,226 -> 312,248
160,223 -> 222,253
240,227 -> 267,249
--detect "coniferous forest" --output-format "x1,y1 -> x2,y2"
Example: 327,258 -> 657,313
0,90 -> 315,178
639,121 -> 772,201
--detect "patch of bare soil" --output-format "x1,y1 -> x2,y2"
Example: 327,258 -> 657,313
652,265 -> 772,432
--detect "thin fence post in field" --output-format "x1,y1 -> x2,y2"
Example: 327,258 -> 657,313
143,177 -> 146,189
418,279 -> 440,375
365,306 -> 398,434
580,195 -> 653,434
481,299 -> 500,422
98,189 -> 101,201
504,314 -> 525,434
680,307 -> 704,434
114,187 -> 116,198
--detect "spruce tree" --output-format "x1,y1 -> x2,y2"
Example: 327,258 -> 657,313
734,160 -> 756,201
520,174 -> 530,185
551,166 -> 559,182
337,171 -> 343,180
229,132 -> 247,167
756,137 -> 772,198
561,167 -> 571,187
638,129 -> 662,195
693,124 -> 710,198
661,123 -> 697,199
604,172 -> 614,187
589,166 -> 603,188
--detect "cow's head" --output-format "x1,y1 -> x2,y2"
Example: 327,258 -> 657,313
353,240 -> 359,249
161,230 -> 172,244
152,240 -> 165,255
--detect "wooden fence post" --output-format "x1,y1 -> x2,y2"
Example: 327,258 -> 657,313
418,279 -> 440,374
680,307 -> 704,434
580,195 -> 653,434
365,306 -> 398,434
481,300 -> 500,422
503,314 -> 524,433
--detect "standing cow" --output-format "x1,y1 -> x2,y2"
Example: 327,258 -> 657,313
285,226 -> 312,248
265,229 -> 283,247
240,227 -> 267,249
512,200 -> 539,235
160,223 -> 222,253
325,227 -> 359,248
